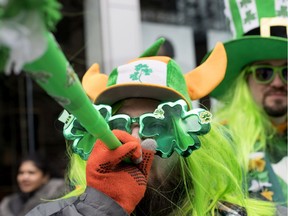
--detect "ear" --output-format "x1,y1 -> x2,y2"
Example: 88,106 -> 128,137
82,64 -> 109,102
185,42 -> 227,100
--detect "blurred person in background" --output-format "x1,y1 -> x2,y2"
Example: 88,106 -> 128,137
0,153 -> 67,216
206,0 -> 287,208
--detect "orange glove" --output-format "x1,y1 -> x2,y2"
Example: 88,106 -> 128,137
86,130 -> 156,214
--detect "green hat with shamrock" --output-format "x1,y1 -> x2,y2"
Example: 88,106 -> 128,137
208,0 -> 288,99
82,38 -> 228,110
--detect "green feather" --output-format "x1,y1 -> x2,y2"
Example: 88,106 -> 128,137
0,0 -> 62,31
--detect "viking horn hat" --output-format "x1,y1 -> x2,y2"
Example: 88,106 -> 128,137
82,37 -> 227,109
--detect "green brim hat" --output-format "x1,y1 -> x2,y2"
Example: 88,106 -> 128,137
82,38 -> 228,110
207,0 -> 288,99
82,37 -> 193,109
95,56 -> 193,108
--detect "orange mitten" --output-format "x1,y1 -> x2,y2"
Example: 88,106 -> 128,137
86,130 -> 156,214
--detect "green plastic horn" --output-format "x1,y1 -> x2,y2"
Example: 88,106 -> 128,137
23,33 -> 122,150
0,0 -> 122,150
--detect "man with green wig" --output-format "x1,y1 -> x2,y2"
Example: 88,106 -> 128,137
25,37 -> 285,215
0,0 -> 284,215
207,0 -> 287,208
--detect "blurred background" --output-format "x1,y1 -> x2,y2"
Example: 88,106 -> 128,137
0,0 -> 232,199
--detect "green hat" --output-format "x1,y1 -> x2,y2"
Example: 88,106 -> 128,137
208,0 -> 288,99
82,38 -> 228,110
82,37 -> 192,108
87,56 -> 193,109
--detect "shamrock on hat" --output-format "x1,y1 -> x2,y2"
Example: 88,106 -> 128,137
82,37 -> 228,108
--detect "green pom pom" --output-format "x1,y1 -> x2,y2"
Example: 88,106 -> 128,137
40,0 -> 63,31
0,0 -> 62,31
0,0 -> 23,19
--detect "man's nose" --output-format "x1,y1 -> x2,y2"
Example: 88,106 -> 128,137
270,73 -> 285,87
131,124 -> 140,139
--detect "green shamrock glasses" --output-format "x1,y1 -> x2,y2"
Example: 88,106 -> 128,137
59,99 -> 212,160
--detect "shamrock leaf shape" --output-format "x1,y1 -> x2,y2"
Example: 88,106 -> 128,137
59,100 -> 212,160
139,99 -> 211,158
129,63 -> 153,82
60,104 -> 112,160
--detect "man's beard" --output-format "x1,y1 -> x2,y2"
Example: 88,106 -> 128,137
264,103 -> 287,117
132,160 -> 188,216
263,87 -> 287,117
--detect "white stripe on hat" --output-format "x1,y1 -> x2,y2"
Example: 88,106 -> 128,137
236,0 -> 259,33
117,60 -> 167,86
224,0 -> 236,37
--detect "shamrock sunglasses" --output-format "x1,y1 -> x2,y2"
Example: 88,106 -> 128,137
59,99 -> 212,160
245,65 -> 287,84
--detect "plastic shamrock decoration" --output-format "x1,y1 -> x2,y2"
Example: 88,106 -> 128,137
59,99 -> 212,160
139,99 -> 211,158
58,105 -> 112,160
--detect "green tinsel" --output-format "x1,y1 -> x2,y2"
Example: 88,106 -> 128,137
0,0 -> 62,31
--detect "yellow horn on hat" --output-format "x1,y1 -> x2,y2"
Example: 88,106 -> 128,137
185,42 -> 227,100
82,63 -> 109,102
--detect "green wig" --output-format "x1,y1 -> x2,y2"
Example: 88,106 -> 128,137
213,71 -> 276,170
62,122 -> 275,215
